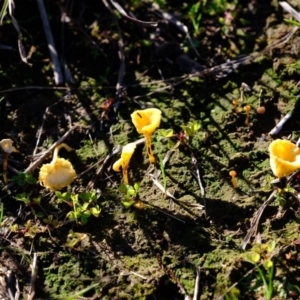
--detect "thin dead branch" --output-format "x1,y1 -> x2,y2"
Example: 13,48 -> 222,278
0,86 -> 71,95
102,0 -> 126,113
280,1 -> 300,21
26,126 -> 78,173
133,26 -> 298,99
33,93 -> 72,157
242,172 -> 297,249
241,190 -> 277,250
28,253 -> 37,300
36,0 -> 64,85
189,148 -> 206,217
269,113 -> 292,136
151,3 -> 201,58
2,0 -> 32,66
109,0 -> 157,27
148,173 -> 203,219
193,266 -> 201,300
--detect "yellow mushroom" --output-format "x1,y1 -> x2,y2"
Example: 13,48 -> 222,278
113,142 -> 136,184
244,105 -> 251,126
232,100 -> 239,113
0,139 -> 18,184
131,108 -> 162,163
0,139 -> 18,154
269,139 -> 300,178
229,170 -> 238,189
39,143 -> 76,191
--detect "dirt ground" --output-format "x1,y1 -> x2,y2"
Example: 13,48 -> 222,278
1,0 -> 300,299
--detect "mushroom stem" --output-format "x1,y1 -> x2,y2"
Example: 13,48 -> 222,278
122,166 -> 129,184
245,114 -> 249,126
145,135 -> 155,163
232,100 -> 239,113
2,153 -> 8,184
231,176 -> 238,189
52,143 -> 73,163
244,105 -> 251,126
229,171 -> 238,189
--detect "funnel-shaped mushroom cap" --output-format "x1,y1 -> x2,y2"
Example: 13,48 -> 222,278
269,139 -> 300,178
39,158 -> 76,191
0,139 -> 18,154
131,108 -> 162,136
39,143 -> 76,191
113,142 -> 136,172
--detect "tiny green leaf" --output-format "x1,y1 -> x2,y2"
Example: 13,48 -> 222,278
119,184 -> 128,193
134,182 -> 140,192
122,201 -> 134,208
246,252 -> 260,264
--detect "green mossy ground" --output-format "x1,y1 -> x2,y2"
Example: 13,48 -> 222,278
1,1 -> 300,299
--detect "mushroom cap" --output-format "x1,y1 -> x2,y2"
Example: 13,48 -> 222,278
269,139 -> 300,178
39,158 -> 76,191
0,139 -> 18,154
244,105 -> 251,112
113,142 -> 136,172
256,106 -> 266,114
229,170 -> 237,177
131,108 -> 162,136
112,158 -> 122,172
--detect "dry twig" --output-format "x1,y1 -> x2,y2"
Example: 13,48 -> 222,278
110,0 -> 157,27
242,172 -> 297,249
36,0 -> 64,84
28,253 -> 37,300
193,266 -> 201,300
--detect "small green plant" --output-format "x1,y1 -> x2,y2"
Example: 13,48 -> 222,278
21,219 -> 46,238
155,121 -> 201,192
11,172 -> 37,186
119,182 -> 140,208
55,191 -> 101,225
156,128 -> 174,148
13,192 -> 43,217
224,286 -> 240,300
14,192 -> 31,205
244,240 -> 276,300
274,184 -> 296,207
181,120 -> 201,138
188,2 -> 202,35
43,214 -> 63,228
65,230 -> 88,249
157,120 -> 201,149
14,192 -> 41,206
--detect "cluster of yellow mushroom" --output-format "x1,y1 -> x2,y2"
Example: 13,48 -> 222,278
1,109 -> 162,191
113,108 -> 162,184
